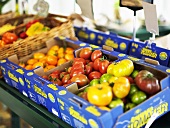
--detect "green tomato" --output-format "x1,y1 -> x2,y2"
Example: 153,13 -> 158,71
108,98 -> 124,109
131,91 -> 147,105
124,103 -> 136,112
100,73 -> 112,83
131,70 -> 139,78
128,84 -> 139,98
89,79 -> 100,86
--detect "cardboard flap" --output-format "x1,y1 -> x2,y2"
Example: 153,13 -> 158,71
8,54 -> 19,65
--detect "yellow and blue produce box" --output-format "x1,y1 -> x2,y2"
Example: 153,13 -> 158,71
129,40 -> 170,67
0,56 -> 29,97
55,47 -> 170,128
74,26 -> 132,54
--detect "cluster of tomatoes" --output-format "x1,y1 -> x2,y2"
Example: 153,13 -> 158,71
19,45 -> 74,72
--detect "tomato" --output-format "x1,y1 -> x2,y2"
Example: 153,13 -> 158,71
50,45 -> 59,51
70,68 -> 85,78
47,49 -> 57,56
89,79 -> 100,86
46,55 -> 58,66
32,62 -> 44,69
135,70 -> 160,95
73,58 -> 86,65
51,70 -> 61,78
48,74 -> 58,81
44,65 -> 55,72
67,67 -> 72,73
99,59 -> 109,74
131,91 -> 147,104
124,103 -> 136,112
57,58 -> 66,66
85,62 -> 93,75
58,53 -> 65,58
91,50 -> 102,62
58,47 -> 64,54
113,77 -> 130,98
19,32 -> 27,39
65,54 -> 74,61
99,106 -> 111,111
27,58 -> 38,65
87,84 -> 113,106
131,70 -> 139,78
59,72 -> 68,80
2,32 -> 18,44
62,74 -> 70,84
125,76 -> 134,84
77,92 -> 88,101
107,59 -> 134,77
25,65 -> 33,70
71,63 -> 84,71
108,76 -> 118,87
71,74 -> 89,87
79,47 -> 92,60
108,98 -> 124,109
18,62 -> 25,68
33,52 -> 45,60
128,84 -> 139,98
51,78 -> 62,86
65,47 -> 74,54
88,71 -> 102,81
93,58 -> 100,71
99,73 -> 112,83
42,75 -> 49,80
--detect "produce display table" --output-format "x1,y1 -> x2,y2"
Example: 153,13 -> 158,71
109,26 -> 170,41
0,78 -> 170,128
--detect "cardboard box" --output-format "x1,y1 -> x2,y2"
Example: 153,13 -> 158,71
0,37 -> 81,98
129,40 -> 170,67
56,47 -> 170,128
74,26 -> 132,54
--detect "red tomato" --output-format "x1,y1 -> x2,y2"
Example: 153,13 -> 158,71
79,47 -> 92,60
2,32 -> 18,44
51,70 -> 61,78
73,58 -> 86,65
51,78 -> 63,86
71,74 -> 89,87
85,62 -> 94,75
70,68 -> 85,78
59,72 -> 68,80
48,74 -> 58,81
71,63 -> 84,71
93,58 -> 100,71
99,59 -> 109,74
62,74 -> 71,85
88,71 -> 102,81
91,50 -> 102,62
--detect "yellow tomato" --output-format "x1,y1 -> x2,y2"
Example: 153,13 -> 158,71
33,52 -> 45,60
47,49 -> 57,56
58,53 -> 65,58
18,62 -> 25,68
64,53 -> 74,61
27,58 -> 38,65
65,47 -> 74,54
57,58 -> 67,66
44,65 -> 55,72
87,84 -> 113,106
50,45 -> 59,51
32,62 -> 44,69
46,55 -> 58,66
25,65 -> 33,70
58,47 -> 64,54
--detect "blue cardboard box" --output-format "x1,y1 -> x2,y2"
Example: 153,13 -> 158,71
129,40 -> 170,67
56,47 -> 170,128
0,56 -> 29,97
74,26 -> 132,54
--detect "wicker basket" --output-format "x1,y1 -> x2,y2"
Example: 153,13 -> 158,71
0,15 -> 75,60
0,11 -> 16,27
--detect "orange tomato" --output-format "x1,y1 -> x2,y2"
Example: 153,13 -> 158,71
25,65 -> 33,70
44,65 -> 55,72
18,62 -> 25,68
46,55 -> 58,66
50,45 -> 59,51
65,47 -> 74,54
58,53 -> 64,58
57,58 -> 67,66
65,53 -> 74,61
47,49 -> 57,56
27,58 -> 38,65
58,47 -> 64,54
33,52 -> 45,60
32,62 -> 44,69
0,40 -> 6,47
